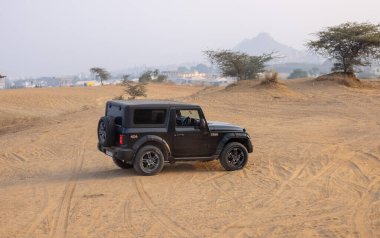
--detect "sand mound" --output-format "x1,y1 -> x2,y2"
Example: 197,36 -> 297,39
257,81 -> 300,97
223,79 -> 299,98
315,72 -> 363,88
224,80 -> 260,91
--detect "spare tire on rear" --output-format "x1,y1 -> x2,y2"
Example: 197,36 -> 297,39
98,116 -> 116,147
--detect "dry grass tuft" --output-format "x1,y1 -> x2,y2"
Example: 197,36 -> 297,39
260,71 -> 280,86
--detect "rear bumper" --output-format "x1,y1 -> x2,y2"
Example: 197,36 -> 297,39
97,143 -> 134,162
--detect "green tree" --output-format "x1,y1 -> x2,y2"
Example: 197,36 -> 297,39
190,64 -> 212,73
307,22 -> 380,74
204,50 -> 273,80
139,70 -> 155,83
156,74 -> 167,82
121,74 -> 130,85
139,69 -> 166,83
125,82 -> 147,99
90,67 -> 111,85
288,69 -> 308,79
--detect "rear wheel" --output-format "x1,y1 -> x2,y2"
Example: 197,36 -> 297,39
113,158 -> 133,169
219,142 -> 248,171
134,145 -> 164,176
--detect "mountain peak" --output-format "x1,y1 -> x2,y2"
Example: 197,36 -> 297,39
234,32 -> 294,56
255,32 -> 272,40
233,33 -> 322,63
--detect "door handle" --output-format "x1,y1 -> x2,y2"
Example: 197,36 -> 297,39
175,134 -> 185,137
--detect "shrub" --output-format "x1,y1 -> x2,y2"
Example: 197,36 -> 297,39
124,82 -> 147,99
288,69 -> 308,79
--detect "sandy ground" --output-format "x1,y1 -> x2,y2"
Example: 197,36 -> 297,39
0,80 -> 380,237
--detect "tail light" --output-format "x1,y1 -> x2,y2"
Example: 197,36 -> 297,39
119,134 -> 124,145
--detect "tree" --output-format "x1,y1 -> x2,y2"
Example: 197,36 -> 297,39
121,74 -> 130,85
139,70 -> 154,83
125,82 -> 147,99
190,64 -> 212,73
307,22 -> 380,74
139,69 -> 166,83
156,74 -> 167,82
204,50 -> 273,80
90,67 -> 111,85
288,69 -> 308,79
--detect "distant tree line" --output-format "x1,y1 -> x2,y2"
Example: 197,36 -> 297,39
93,22 -> 380,92
177,64 -> 213,74
138,69 -> 167,83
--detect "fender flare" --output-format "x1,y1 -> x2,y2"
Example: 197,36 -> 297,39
132,135 -> 171,160
215,133 -> 252,155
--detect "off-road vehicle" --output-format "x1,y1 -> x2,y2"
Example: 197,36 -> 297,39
97,100 -> 253,175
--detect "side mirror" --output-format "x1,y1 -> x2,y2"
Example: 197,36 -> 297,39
199,119 -> 207,131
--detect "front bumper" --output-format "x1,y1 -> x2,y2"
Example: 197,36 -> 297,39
97,143 -> 134,162
247,139 -> 253,153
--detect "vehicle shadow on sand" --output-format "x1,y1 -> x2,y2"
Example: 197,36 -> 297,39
0,162 -> 225,188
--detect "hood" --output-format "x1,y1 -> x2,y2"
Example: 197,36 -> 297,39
207,121 -> 244,132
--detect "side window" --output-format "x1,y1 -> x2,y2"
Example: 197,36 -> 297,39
134,109 -> 166,125
176,109 -> 201,127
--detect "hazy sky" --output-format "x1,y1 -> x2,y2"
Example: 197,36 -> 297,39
1,0 -> 379,78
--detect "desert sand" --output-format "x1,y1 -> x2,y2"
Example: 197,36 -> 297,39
0,79 -> 380,237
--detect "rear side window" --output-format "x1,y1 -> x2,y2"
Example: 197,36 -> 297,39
134,109 -> 166,124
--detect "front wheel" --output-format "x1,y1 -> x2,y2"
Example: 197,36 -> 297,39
219,142 -> 248,171
134,145 -> 164,176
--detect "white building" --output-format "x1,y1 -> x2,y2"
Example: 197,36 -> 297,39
0,77 -> 5,89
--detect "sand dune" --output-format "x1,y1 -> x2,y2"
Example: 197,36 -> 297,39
0,80 -> 379,237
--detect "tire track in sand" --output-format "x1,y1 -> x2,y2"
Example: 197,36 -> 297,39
22,186 -> 50,236
49,138 -> 88,238
351,178 -> 380,238
122,195 -> 137,236
133,178 -> 196,237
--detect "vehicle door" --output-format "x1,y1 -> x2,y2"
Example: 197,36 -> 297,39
171,108 -> 209,157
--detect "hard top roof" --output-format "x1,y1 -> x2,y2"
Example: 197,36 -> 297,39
109,99 -> 199,107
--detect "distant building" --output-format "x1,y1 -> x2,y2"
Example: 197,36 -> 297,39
57,77 -> 74,87
102,78 -> 123,85
0,77 -> 5,89
178,71 -> 207,80
75,80 -> 100,87
162,70 -> 237,86
161,71 -> 178,79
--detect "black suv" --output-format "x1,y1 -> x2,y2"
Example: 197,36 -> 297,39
97,100 -> 253,175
